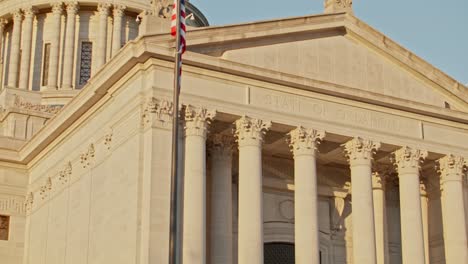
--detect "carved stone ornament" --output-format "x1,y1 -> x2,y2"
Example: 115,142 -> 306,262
66,2 -> 79,14
104,131 -> 113,150
437,155 -> 466,184
0,18 -> 8,29
22,6 -> 38,18
97,2 -> 111,15
25,192 -> 34,212
51,2 -> 63,14
113,4 -> 126,17
393,146 -> 428,172
234,116 -> 271,147
419,178 -> 428,196
184,105 -> 216,137
324,0 -> 353,13
372,172 -> 386,190
39,177 -> 52,200
343,137 -> 380,163
80,144 -> 95,168
288,126 -> 325,157
150,0 -> 173,18
12,9 -> 22,22
142,97 -> 173,127
59,162 -> 72,184
208,134 -> 234,157
13,95 -> 62,114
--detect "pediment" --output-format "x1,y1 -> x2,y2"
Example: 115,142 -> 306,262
180,13 -> 468,112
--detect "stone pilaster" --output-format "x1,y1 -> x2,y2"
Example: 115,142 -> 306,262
288,127 -> 325,264
372,171 -> 389,264
62,1 -> 79,90
112,5 -> 126,57
18,6 -> 37,90
344,137 -> 380,264
437,155 -> 468,264
182,105 -> 215,264
235,116 -> 271,264
209,134 -> 234,264
7,9 -> 22,88
95,3 -> 111,71
46,2 -> 63,90
0,18 -> 8,89
393,146 -> 428,264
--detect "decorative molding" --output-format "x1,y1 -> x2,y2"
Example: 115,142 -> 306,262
80,144 -> 95,168
113,4 -> 126,17
393,146 -> 428,172
437,155 -> 465,184
0,196 -> 26,215
343,137 -> 380,163
13,95 -> 62,114
234,116 -> 271,147
183,105 -> 216,137
288,126 -> 325,157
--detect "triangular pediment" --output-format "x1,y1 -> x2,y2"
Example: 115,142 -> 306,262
165,13 -> 468,112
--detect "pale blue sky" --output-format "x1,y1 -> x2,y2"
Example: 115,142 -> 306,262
190,0 -> 468,84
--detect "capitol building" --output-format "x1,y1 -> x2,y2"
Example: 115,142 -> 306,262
0,0 -> 466,264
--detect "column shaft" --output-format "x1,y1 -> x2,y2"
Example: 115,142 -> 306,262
373,173 -> 389,264
47,3 -> 62,90
420,181 -> 430,264
0,19 -> 7,89
19,7 -> 36,90
209,135 -> 233,264
8,10 -> 22,88
344,138 -> 380,264
235,116 -> 271,264
182,106 -> 215,264
95,3 -> 110,71
62,2 -> 78,90
112,5 -> 125,57
394,147 -> 427,264
438,155 -> 468,264
289,127 -> 324,264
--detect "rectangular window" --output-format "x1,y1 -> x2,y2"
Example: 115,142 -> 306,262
42,43 -> 51,86
79,41 -> 93,86
0,215 -> 10,241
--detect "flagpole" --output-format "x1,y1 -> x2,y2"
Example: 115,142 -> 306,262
169,0 -> 184,263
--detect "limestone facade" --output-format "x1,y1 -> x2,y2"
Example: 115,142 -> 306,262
0,1 -> 466,264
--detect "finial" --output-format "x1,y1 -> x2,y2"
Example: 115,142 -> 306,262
324,0 -> 353,14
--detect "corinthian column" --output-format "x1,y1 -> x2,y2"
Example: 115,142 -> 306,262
372,171 -> 389,264
62,2 -> 78,90
112,5 -> 125,57
344,137 -> 380,264
47,2 -> 62,90
235,116 -> 271,264
438,155 -> 468,264
288,127 -> 325,264
209,134 -> 234,264
0,18 -> 8,89
18,7 -> 37,90
96,3 -> 110,71
7,10 -> 22,88
182,105 -> 216,264
393,146 -> 428,264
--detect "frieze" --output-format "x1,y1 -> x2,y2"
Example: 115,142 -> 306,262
13,95 -> 62,114
250,88 -> 420,138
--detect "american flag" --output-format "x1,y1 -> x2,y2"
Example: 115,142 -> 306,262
171,0 -> 186,54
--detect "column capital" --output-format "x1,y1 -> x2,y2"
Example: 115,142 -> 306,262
183,105 -> 216,137
208,134 -> 234,157
51,2 -> 63,15
372,172 -> 386,190
113,4 -> 126,17
343,137 -> 380,164
11,9 -> 23,21
97,2 -> 111,15
65,1 -> 79,14
420,178 -> 428,197
234,116 -> 271,147
393,146 -> 427,173
141,97 -> 173,128
288,126 -> 325,157
22,6 -> 38,18
0,18 -> 8,29
438,155 -> 466,184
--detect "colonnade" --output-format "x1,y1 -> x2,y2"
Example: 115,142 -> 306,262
176,106 -> 467,264
0,2 -> 127,90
